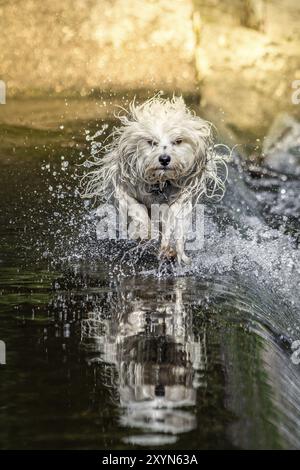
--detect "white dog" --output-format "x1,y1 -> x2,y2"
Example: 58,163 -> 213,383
82,96 -> 227,264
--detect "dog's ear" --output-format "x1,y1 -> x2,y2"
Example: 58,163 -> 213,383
81,147 -> 119,202
191,117 -> 214,165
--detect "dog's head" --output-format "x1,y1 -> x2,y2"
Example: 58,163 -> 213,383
116,96 -> 212,185
82,96 -> 227,203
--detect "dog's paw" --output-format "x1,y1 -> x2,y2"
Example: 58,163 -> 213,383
159,245 -> 177,261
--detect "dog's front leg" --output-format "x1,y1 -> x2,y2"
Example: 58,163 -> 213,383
161,200 -> 192,265
159,204 -> 177,261
173,200 -> 192,265
116,187 -> 150,240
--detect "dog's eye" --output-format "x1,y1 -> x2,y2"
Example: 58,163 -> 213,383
173,139 -> 183,145
147,140 -> 158,147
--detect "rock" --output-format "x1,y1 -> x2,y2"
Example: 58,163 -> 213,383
193,0 -> 300,145
263,114 -> 300,175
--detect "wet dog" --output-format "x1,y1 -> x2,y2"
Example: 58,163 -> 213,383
82,96 -> 227,264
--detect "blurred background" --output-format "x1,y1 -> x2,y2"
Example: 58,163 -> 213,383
1,0 -> 300,146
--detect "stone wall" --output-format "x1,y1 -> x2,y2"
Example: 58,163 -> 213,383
193,0 -> 300,144
1,0 -> 300,145
0,0 -> 196,96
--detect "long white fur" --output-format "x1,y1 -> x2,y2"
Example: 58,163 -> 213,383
81,96 -> 228,264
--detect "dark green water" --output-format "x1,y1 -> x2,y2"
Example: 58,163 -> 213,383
1,98 -> 300,450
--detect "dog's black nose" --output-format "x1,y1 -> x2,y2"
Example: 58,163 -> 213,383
159,154 -> 171,166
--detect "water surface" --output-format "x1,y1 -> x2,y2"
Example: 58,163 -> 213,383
0,97 -> 300,450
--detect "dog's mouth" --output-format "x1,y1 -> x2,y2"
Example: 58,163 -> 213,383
145,166 -> 179,184
155,166 -> 171,171
153,167 -> 177,179
144,161 -> 187,184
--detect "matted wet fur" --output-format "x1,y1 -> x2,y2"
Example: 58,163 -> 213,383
82,95 -> 228,264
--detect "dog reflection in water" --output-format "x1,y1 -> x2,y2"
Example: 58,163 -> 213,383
81,279 -> 207,444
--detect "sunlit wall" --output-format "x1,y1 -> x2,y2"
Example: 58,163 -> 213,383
0,0 -> 196,95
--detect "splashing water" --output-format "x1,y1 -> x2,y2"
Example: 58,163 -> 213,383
1,97 -> 300,450
38,141 -> 300,340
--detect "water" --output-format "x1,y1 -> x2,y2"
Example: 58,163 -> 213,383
0,97 -> 300,450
